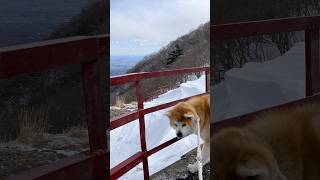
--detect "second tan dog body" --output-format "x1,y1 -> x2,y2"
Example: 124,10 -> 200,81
212,103 -> 320,180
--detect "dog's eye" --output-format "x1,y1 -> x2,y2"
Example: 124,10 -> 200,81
174,123 -> 178,127
182,123 -> 186,127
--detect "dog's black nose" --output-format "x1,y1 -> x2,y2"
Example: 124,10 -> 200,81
177,132 -> 182,138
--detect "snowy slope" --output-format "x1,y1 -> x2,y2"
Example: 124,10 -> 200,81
213,42 -> 305,122
110,75 -> 206,179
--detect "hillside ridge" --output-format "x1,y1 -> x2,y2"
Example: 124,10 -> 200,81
111,22 -> 209,104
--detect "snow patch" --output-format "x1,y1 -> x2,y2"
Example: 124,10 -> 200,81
213,42 -> 305,122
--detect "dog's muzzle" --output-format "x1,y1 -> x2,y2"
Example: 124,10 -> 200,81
177,131 -> 182,138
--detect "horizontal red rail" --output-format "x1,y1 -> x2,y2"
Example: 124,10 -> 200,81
213,94 -> 320,132
110,152 -> 143,179
110,92 -> 208,129
111,67 -> 209,86
147,137 -> 179,157
7,150 -> 108,180
212,16 -> 320,41
0,35 -> 108,79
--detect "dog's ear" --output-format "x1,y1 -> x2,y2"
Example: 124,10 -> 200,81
235,158 -> 269,179
164,112 -> 171,118
183,113 -> 194,120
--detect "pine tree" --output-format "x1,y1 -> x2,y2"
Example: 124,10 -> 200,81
166,44 -> 184,65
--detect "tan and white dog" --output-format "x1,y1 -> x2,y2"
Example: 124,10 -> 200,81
166,94 -> 210,173
212,103 -> 320,180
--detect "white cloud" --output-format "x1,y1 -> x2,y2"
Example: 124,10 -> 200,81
111,0 -> 210,55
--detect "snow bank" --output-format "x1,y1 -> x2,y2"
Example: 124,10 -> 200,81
213,42 -> 305,122
110,75 -> 206,179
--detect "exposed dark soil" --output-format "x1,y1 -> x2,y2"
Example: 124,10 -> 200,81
0,145 -> 66,180
0,132 -> 89,180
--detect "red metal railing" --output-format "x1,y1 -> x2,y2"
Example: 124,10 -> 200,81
110,67 -> 210,179
2,35 -> 109,180
212,16 -> 320,128
3,15 -> 318,180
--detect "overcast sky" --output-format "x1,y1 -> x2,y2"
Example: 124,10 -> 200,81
111,0 -> 210,56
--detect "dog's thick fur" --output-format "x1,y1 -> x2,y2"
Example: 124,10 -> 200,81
212,103 -> 320,180
166,94 -> 210,173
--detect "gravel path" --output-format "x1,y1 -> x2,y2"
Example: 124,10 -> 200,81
151,148 -> 210,180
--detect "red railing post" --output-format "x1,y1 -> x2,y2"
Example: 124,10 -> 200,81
205,68 -> 210,92
135,80 -> 150,179
305,28 -> 320,97
81,57 -> 108,179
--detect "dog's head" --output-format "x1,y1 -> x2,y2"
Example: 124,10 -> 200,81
212,128 -> 287,180
165,102 -> 197,139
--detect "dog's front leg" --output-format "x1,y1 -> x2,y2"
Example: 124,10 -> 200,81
201,141 -> 210,165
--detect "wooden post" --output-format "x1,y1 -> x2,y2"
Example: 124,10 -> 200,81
81,38 -> 108,179
305,28 -> 320,97
205,68 -> 210,92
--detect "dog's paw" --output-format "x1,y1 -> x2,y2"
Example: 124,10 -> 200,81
187,163 -> 198,173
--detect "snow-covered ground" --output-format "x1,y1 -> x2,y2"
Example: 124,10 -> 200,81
213,42 -> 306,122
110,75 -> 206,179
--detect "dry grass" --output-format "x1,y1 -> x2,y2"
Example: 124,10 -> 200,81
63,125 -> 88,143
115,95 -> 126,108
15,105 -> 49,145
0,134 -> 12,143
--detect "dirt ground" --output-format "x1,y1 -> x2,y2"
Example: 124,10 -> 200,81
0,105 -> 131,180
0,144 -> 67,180
0,131 -> 89,179
151,148 -> 210,180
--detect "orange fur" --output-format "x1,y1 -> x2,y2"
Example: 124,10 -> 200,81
167,94 -> 210,141
166,94 -> 210,172
212,103 -> 320,180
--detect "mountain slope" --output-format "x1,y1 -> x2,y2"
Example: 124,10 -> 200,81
111,22 -> 209,104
